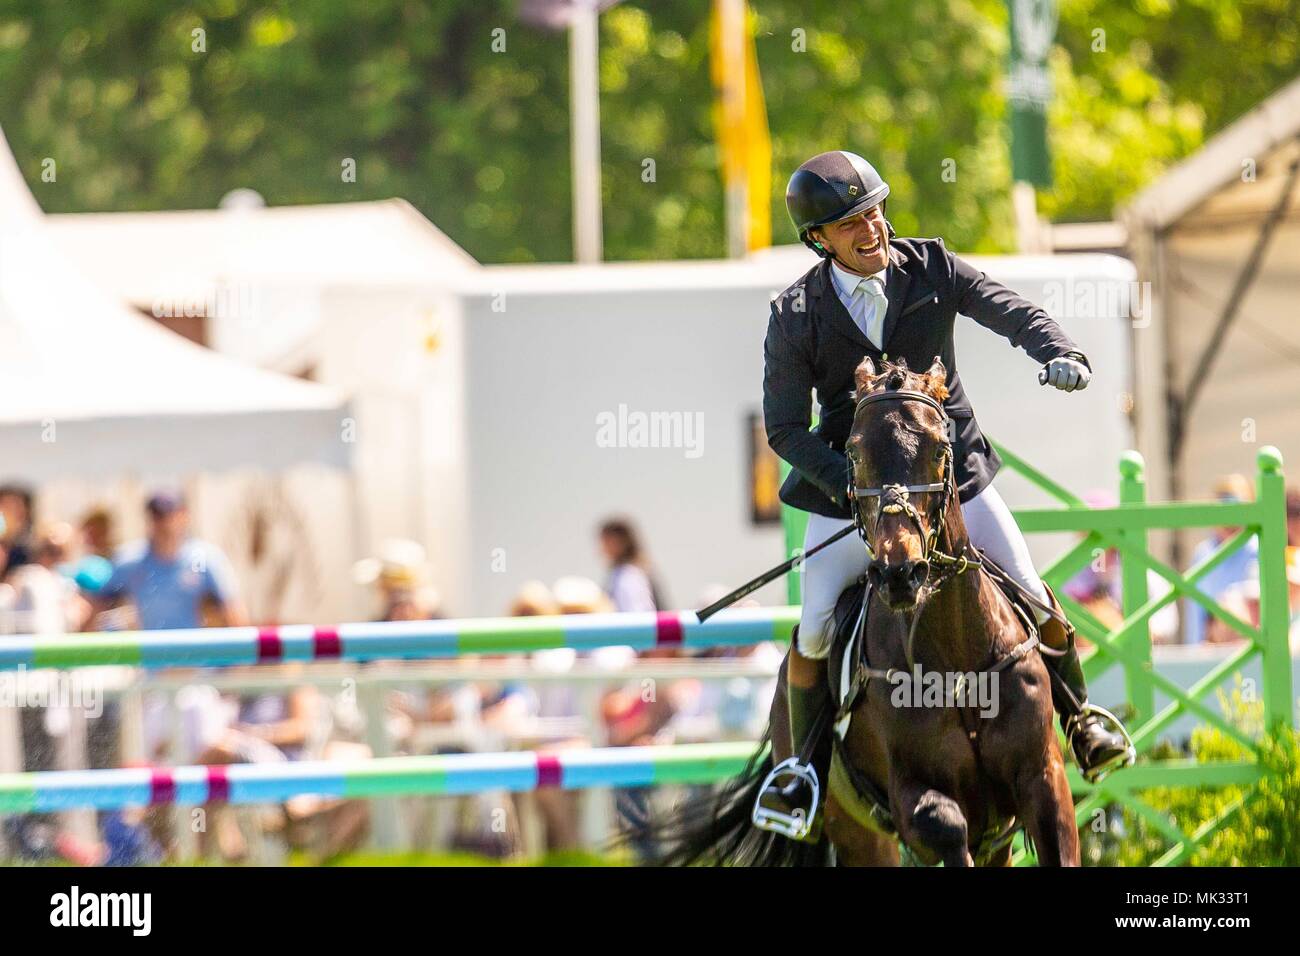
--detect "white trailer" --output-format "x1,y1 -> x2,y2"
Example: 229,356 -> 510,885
443,246 -> 1136,616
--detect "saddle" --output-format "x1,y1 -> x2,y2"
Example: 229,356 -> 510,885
819,552 -> 1041,863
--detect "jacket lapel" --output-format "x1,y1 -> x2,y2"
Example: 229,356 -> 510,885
879,244 -> 913,352
810,258 -> 875,352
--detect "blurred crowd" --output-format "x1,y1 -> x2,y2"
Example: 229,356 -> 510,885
0,486 -> 246,636
0,493 -> 780,865
0,471 -> 1296,865
1063,475 -> 1300,649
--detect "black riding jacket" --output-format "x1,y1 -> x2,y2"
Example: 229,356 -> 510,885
763,237 -> 1088,519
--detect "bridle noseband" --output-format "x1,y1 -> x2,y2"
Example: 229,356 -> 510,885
847,389 -> 978,581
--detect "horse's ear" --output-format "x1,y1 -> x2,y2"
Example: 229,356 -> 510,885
923,355 -> 949,401
854,356 -> 877,396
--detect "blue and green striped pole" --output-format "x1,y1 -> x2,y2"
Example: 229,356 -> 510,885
0,607 -> 797,672
0,742 -> 758,812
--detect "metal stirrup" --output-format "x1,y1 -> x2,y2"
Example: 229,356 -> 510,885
752,757 -> 821,840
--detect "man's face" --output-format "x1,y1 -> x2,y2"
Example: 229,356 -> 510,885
148,508 -> 188,541
813,203 -> 889,275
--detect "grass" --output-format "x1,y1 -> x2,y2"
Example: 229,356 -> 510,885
297,849 -> 626,867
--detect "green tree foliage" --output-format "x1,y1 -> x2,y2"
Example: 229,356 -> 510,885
0,1 -> 1295,261
1043,0 -> 1300,222
600,0 -> 1017,257
0,1 -> 574,262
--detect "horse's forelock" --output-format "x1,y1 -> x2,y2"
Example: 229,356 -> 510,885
860,360 -> 917,394
883,367 -> 909,391
858,359 -> 947,404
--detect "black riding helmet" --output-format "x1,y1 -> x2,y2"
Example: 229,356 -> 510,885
786,150 -> 895,258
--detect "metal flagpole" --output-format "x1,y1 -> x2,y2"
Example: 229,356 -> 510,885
1006,0 -> 1057,252
569,0 -> 603,262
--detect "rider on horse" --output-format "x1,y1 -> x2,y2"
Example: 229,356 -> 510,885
754,150 -> 1134,841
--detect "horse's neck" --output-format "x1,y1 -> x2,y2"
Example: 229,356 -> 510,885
912,492 -> 999,672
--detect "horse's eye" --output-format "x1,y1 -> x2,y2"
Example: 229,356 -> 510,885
934,447 -> 945,461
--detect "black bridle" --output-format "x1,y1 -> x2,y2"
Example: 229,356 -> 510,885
846,389 -> 979,580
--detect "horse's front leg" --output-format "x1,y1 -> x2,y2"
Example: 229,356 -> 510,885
824,792 -> 900,866
1015,744 -> 1080,866
892,779 -> 973,867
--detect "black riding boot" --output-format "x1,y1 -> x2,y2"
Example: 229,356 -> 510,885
753,633 -> 831,841
1038,591 -> 1135,783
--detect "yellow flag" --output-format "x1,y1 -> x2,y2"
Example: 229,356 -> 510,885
710,0 -> 771,252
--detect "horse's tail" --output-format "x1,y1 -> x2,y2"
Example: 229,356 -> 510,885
632,721 -> 833,867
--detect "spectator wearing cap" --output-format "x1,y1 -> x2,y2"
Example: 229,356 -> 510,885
1185,475 -> 1259,645
352,538 -> 442,622
510,580 -> 560,618
95,491 -> 247,630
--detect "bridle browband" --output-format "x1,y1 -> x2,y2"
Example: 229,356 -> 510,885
847,388 -> 979,581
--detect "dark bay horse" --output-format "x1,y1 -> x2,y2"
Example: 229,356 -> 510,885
653,357 -> 1079,866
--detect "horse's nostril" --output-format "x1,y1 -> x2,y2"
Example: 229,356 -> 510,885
909,561 -> 930,589
867,565 -> 884,590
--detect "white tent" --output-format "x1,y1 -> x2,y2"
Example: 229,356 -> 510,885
45,197 -> 478,377
0,128 -> 352,482
42,184 -> 479,622
46,198 -> 476,310
1122,77 -> 1300,510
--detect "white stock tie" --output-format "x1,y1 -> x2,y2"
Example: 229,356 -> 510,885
856,275 -> 888,351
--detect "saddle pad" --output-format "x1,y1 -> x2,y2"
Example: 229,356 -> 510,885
834,597 -> 867,741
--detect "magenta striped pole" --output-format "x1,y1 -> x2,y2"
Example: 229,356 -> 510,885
0,606 -> 796,672
0,742 -> 758,812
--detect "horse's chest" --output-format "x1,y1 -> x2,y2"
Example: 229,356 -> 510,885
865,686 -> 978,778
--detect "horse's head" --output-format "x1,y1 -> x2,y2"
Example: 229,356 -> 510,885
846,355 -> 953,611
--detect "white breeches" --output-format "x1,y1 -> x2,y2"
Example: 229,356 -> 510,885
795,483 -> 1050,660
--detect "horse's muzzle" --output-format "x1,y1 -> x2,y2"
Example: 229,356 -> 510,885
867,558 -> 929,609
